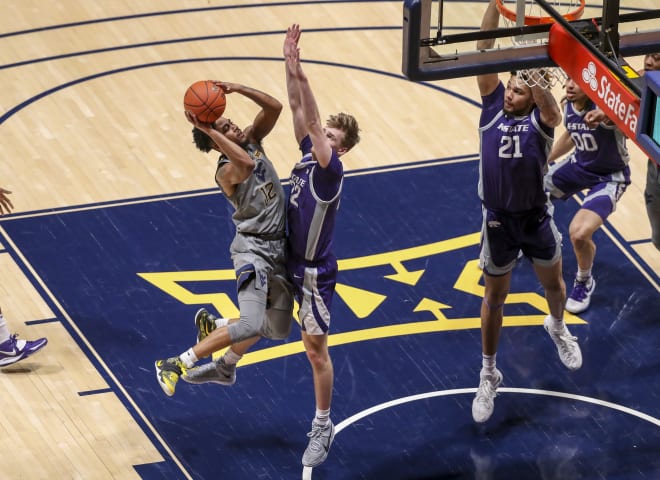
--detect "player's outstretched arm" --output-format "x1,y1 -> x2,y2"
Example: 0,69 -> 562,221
217,82 -> 283,143
476,0 -> 500,97
284,24 -> 307,144
287,26 -> 333,168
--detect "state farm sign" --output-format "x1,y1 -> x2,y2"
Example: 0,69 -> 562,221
549,24 -> 640,141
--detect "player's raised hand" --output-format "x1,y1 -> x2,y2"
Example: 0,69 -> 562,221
0,187 -> 14,215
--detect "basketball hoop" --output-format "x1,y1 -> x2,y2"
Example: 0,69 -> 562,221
496,0 -> 586,89
496,0 -> 585,27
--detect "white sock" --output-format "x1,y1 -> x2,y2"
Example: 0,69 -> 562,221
547,315 -> 565,332
222,348 -> 242,365
179,348 -> 198,368
481,353 -> 496,374
214,317 -> 230,328
314,408 -> 330,426
0,314 -> 10,343
576,267 -> 592,283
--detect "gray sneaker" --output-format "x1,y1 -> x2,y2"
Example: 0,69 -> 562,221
182,357 -> 236,386
302,421 -> 335,467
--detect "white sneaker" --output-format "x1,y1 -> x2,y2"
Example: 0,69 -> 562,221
472,369 -> 503,423
565,277 -> 595,314
544,316 -> 582,370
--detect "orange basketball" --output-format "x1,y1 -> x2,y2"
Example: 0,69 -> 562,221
183,80 -> 227,123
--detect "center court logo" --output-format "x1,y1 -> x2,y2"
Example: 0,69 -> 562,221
581,61 -> 638,132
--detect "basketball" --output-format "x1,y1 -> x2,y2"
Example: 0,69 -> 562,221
183,80 -> 227,123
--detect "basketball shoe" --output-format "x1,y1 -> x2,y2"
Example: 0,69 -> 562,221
543,316 -> 582,371
302,420 -> 335,467
472,368 -> 503,423
194,308 -> 218,343
182,357 -> 236,386
0,334 -> 48,367
565,277 -> 595,314
155,357 -> 186,396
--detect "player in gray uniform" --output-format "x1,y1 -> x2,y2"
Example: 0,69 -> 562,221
284,24 -> 360,468
155,81 -> 293,397
471,0 -> 582,425
545,76 -> 630,314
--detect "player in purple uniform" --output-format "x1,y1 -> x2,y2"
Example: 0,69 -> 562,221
545,77 -> 630,313
471,0 -> 582,424
0,187 -> 48,367
642,53 -> 660,250
284,24 -> 360,467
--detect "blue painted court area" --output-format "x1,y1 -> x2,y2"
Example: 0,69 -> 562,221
3,159 -> 659,479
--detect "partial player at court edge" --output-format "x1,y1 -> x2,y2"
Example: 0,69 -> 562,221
641,53 -> 660,251
471,0 -> 582,424
0,187 -> 48,367
154,81 -> 294,396
544,76 -> 631,314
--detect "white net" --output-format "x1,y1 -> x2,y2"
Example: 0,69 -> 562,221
497,0 -> 584,88
516,67 -> 567,89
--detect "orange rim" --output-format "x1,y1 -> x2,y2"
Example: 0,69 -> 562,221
496,0 -> 585,26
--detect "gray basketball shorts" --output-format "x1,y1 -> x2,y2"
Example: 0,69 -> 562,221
227,235 -> 294,341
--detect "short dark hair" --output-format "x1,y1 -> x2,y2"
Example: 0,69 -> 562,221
192,127 -> 214,153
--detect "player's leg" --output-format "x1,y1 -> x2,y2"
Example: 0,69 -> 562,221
566,177 -> 626,313
184,270 -> 292,386
296,262 -> 336,467
534,259 -> 581,371
0,307 -> 47,367
156,266 -> 267,395
183,273 -> 272,386
565,208 -> 601,313
527,211 -> 581,371
472,209 -> 515,423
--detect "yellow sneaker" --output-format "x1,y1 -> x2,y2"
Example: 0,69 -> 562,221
155,357 -> 185,396
194,308 -> 218,343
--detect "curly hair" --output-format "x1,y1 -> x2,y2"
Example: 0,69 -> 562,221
191,127 -> 214,153
327,112 -> 361,151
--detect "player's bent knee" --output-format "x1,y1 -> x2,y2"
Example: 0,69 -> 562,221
228,319 -> 262,343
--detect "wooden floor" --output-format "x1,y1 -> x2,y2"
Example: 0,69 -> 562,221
0,1 -> 658,479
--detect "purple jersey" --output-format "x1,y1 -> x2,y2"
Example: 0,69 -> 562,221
478,82 -> 555,213
287,136 -> 343,262
563,101 -> 629,174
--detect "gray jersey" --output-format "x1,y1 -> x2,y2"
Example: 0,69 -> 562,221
217,143 -> 286,238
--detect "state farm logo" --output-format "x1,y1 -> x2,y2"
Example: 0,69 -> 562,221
581,61 -> 637,133
582,62 -> 598,91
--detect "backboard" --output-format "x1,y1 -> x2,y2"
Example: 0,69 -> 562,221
403,0 -> 660,82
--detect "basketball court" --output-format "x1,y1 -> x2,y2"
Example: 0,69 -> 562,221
0,1 -> 659,479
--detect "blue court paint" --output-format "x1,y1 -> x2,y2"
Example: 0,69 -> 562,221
2,159 -> 659,479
